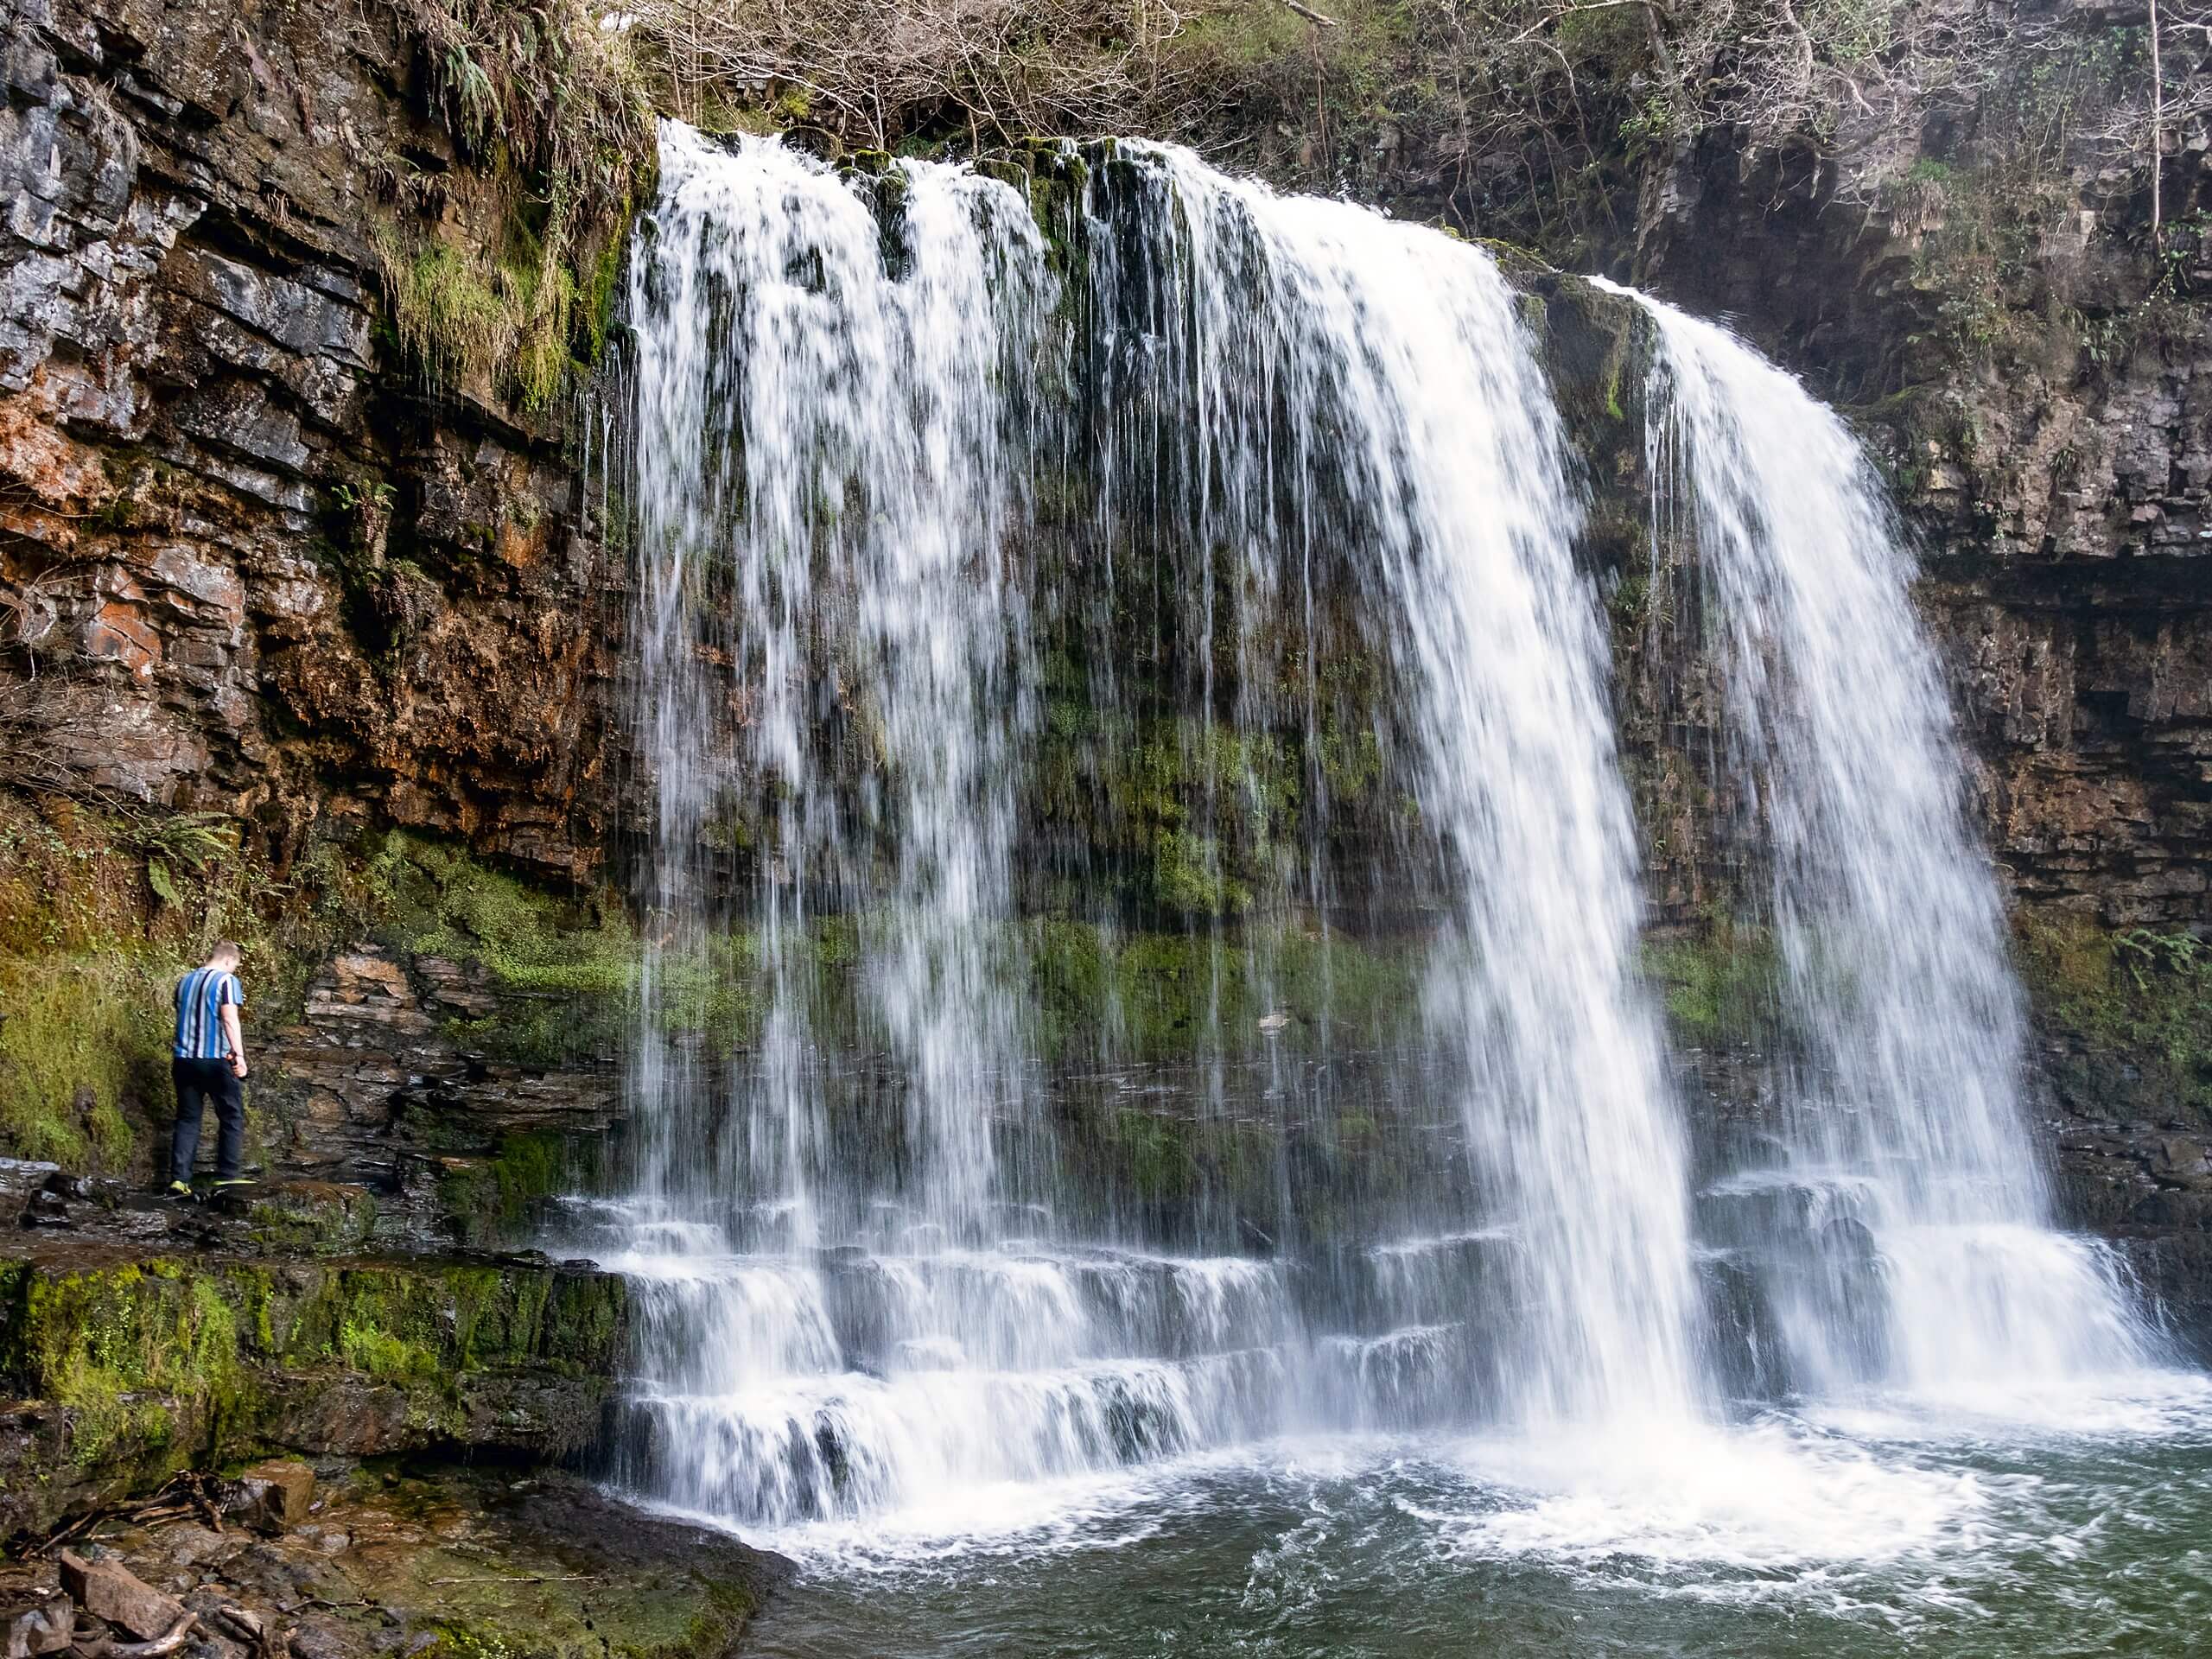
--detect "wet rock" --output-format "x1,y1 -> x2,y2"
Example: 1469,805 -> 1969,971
1,1469 -> 785,1659
58,1550 -> 181,1642
18,1190 -> 69,1229
255,944 -> 617,1237
3,1593 -> 71,1657
0,0 -> 613,873
0,1244 -> 630,1540
226,1464 -> 315,1536
0,1163 -> 61,1204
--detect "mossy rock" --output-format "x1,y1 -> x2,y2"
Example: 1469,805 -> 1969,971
1643,926 -> 1784,1051
437,1131 -> 583,1247
0,1248 -> 628,1540
240,1182 -> 381,1256
2016,913 -> 2212,1128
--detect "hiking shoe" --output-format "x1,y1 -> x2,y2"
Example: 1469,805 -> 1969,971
165,1180 -> 195,1201
211,1176 -> 258,1192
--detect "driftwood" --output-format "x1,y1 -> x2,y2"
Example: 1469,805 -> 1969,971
68,1612 -> 198,1659
213,1604 -> 283,1659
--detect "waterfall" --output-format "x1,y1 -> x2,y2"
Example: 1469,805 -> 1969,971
588,124 -> 1706,1535
1608,283 -> 2156,1398
1100,150 -> 1700,1429
588,116 -> 2166,1546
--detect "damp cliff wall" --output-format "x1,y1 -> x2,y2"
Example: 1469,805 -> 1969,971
1,0 -> 618,876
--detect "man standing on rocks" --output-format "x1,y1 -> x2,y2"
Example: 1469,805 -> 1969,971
167,939 -> 253,1198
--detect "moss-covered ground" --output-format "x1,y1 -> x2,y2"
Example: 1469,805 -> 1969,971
0,1247 -> 627,1536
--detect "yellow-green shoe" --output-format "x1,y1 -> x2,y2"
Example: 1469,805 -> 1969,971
212,1177 -> 258,1192
165,1179 -> 194,1201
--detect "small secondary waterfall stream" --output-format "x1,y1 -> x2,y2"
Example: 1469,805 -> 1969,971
575,122 -> 2178,1552
1612,285 -> 2153,1398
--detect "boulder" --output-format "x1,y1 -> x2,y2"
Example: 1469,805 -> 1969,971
56,1551 -> 182,1642
2,1594 -> 72,1659
227,1461 -> 315,1534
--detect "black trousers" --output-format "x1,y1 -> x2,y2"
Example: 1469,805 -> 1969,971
170,1057 -> 245,1181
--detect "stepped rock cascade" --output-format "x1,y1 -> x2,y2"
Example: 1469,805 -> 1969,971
589,124 -> 1707,1535
1611,283 -> 2157,1398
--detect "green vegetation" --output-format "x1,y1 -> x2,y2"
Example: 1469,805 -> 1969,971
359,832 -> 634,999
1033,693 -> 1389,923
318,829 -> 640,1070
0,793 -> 274,1172
1028,918 -> 1421,1063
244,1182 -> 381,1257
372,0 -> 652,409
438,1129 -> 579,1244
0,795 -> 638,1173
0,1254 -> 629,1497
2016,914 -> 2212,1125
3,1262 -> 247,1469
0,951 -> 162,1166
373,231 -> 521,395
1643,925 -> 1784,1049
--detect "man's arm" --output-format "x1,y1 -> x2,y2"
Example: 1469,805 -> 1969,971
220,997 -> 248,1078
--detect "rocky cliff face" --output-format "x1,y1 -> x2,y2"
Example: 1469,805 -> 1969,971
1,0 -> 614,878
1637,117 -> 2212,929
0,4 -> 766,1618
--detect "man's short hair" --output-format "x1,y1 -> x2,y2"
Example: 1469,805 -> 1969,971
210,939 -> 243,964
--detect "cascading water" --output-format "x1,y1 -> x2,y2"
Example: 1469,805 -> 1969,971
1610,283 -> 2157,1400
585,124 -> 1707,1535
607,122 -> 1149,1524
1098,151 -> 1700,1431
577,117 -> 2200,1581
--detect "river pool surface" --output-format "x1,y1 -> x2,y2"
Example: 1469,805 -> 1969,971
678,1375 -> 2212,1657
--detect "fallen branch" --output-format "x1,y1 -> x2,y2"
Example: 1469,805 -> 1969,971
1506,0 -> 1659,47
33,1491 -> 128,1556
1280,0 -> 1339,23
426,1574 -> 599,1586
213,1603 -> 282,1659
78,1612 -> 200,1659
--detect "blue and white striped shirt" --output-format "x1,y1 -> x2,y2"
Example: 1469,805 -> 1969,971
174,968 -> 244,1060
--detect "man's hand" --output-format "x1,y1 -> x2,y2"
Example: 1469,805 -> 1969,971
231,1053 -> 250,1080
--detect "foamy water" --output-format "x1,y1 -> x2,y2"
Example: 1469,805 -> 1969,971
709,1388 -> 2212,1656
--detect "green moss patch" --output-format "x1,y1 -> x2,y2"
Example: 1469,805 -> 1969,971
1643,925 -> 1783,1049
1029,919 -> 1422,1063
0,952 -> 164,1168
2017,914 -> 2212,1125
0,1249 -> 629,1532
437,1130 -> 580,1245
